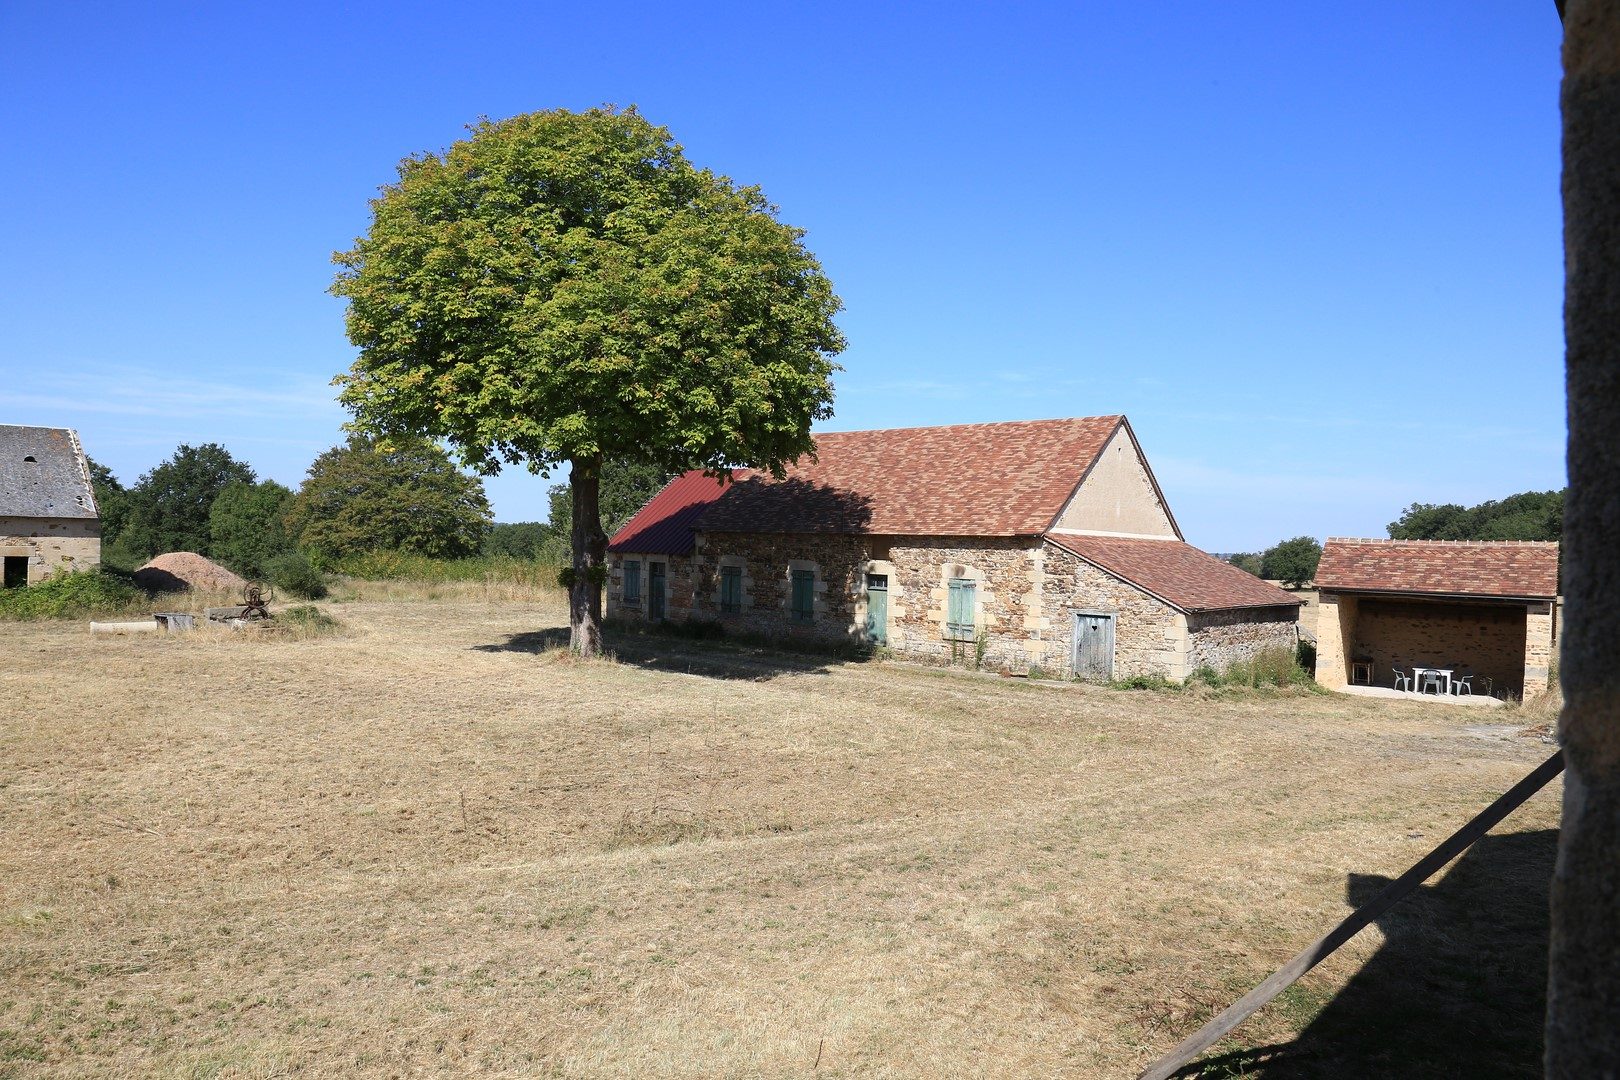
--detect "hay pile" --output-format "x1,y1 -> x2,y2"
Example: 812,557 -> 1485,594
134,552 -> 247,594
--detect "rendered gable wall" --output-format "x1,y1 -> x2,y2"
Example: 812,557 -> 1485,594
1051,425 -> 1177,537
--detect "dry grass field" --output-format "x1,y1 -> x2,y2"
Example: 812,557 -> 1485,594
0,591 -> 1558,1078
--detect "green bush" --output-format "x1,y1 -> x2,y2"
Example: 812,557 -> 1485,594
1296,639 -> 1317,676
267,552 -> 328,599
1110,673 -> 1178,691
0,569 -> 142,620
1188,647 -> 1320,692
280,604 -> 338,631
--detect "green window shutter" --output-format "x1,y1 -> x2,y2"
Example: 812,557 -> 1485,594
720,566 -> 742,612
791,569 -> 815,622
624,561 -> 641,602
947,578 -> 976,639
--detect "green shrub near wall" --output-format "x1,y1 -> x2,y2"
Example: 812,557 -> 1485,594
0,569 -> 143,620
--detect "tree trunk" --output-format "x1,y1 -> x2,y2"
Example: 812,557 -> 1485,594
1547,1 -> 1620,1074
568,455 -> 606,656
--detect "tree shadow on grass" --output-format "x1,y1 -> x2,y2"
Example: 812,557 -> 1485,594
1177,828 -> 1556,1079
471,622 -> 858,681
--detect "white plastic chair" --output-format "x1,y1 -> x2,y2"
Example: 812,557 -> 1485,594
1392,666 -> 1411,692
1418,670 -> 1444,695
1453,674 -> 1473,696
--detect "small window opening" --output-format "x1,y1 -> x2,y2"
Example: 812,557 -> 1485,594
22,455 -> 36,463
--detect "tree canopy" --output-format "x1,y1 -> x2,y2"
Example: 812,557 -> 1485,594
1260,536 -> 1321,588
208,479 -> 295,578
1388,490 -> 1563,542
285,435 -> 492,560
330,106 -> 845,651
118,444 -> 256,560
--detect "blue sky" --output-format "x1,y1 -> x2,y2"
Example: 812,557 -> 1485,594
0,2 -> 1566,551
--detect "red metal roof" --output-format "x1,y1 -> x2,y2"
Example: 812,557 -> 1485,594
607,470 -> 752,555
694,416 -> 1126,536
1315,538 -> 1559,600
1045,533 -> 1303,613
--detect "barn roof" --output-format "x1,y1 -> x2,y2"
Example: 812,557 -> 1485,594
693,416 -> 1127,536
1045,533 -> 1303,613
0,425 -> 98,520
607,470 -> 753,555
1315,538 -> 1559,600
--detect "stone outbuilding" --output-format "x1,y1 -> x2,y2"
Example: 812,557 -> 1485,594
0,425 -> 100,588
1313,538 -> 1559,700
605,416 -> 1301,680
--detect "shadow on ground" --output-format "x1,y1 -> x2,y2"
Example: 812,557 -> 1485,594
1178,828 -> 1555,1079
471,625 -> 858,681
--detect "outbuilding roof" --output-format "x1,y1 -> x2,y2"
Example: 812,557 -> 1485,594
0,425 -> 98,520
1315,538 -> 1559,600
694,416 -> 1127,536
1044,533 -> 1303,613
607,469 -> 753,555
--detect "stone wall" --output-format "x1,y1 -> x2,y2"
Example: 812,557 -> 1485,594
1523,601 -> 1555,700
1315,591 -> 1355,688
0,517 -> 101,584
687,531 -> 870,644
1186,607 -> 1300,673
605,551 -> 697,623
882,536 -> 1043,669
1040,543 -> 1184,680
608,531 -> 1308,684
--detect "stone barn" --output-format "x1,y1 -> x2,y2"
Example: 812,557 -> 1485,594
1313,538 -> 1559,700
606,416 -> 1301,680
0,425 -> 100,587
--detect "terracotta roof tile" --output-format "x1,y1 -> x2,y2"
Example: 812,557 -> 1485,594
1045,533 -> 1303,613
1315,538 -> 1559,599
695,416 -> 1124,536
607,470 -> 752,555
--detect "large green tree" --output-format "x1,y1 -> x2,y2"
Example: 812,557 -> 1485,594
120,444 -> 256,560
1388,490 -> 1564,542
285,435 -> 492,560
208,479 -> 295,578
331,107 -> 845,653
1260,535 -> 1321,589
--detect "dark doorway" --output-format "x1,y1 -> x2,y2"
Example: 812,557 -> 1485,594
648,561 -> 666,621
2,556 -> 28,589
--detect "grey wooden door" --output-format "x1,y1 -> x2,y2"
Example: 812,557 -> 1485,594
1073,613 -> 1114,680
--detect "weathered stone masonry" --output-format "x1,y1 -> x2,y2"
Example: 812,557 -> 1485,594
0,516 -> 100,584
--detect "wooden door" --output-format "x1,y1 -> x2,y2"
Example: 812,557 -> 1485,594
1073,613 -> 1114,680
864,574 -> 888,645
648,562 -> 666,620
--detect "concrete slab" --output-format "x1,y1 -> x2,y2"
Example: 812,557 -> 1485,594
1337,684 -> 1505,708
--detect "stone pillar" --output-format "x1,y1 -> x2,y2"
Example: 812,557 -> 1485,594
1547,0 -> 1620,1072
1314,591 -> 1353,689
1524,601 -> 1555,701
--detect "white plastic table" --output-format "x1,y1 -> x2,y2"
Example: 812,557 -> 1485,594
1412,666 -> 1453,694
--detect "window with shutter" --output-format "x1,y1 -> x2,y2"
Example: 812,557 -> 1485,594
720,565 -> 743,613
623,561 -> 641,603
791,568 -> 815,622
946,578 -> 976,640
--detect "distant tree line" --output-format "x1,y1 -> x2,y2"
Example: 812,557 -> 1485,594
1225,488 -> 1565,587
88,438 -> 671,594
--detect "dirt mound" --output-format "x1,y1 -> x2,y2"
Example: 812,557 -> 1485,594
134,552 -> 248,595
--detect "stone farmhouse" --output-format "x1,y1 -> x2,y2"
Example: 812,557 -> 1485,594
1314,538 -> 1559,700
605,416 -> 1301,680
0,425 -> 100,588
